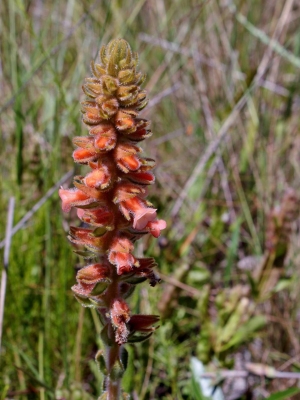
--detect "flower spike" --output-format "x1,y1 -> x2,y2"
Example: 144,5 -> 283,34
59,38 -> 166,398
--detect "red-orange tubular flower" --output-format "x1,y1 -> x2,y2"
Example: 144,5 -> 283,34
59,39 -> 166,399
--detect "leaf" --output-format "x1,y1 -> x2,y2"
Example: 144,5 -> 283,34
127,332 -> 153,343
110,358 -> 125,381
188,267 -> 210,285
95,350 -> 107,374
191,374 -> 209,400
224,217 -> 242,283
274,278 -> 293,293
220,315 -> 266,352
120,347 -> 128,370
266,387 -> 300,400
246,270 -> 259,298
1,385 -> 9,400
10,345 -> 54,393
100,324 -> 114,346
73,249 -> 98,259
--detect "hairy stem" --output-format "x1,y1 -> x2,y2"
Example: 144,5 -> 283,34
106,343 -> 121,400
105,268 -> 122,399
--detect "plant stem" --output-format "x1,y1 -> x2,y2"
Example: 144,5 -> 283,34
106,343 -> 121,400
104,267 -> 122,399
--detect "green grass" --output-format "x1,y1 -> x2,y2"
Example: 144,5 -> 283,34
1,0 -> 300,399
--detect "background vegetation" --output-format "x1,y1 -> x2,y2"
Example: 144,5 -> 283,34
1,0 -> 300,398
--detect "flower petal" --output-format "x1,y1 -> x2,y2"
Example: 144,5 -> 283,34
133,208 -> 157,230
59,188 -> 94,212
146,219 -> 167,238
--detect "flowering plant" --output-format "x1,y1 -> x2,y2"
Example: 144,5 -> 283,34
59,39 -> 166,399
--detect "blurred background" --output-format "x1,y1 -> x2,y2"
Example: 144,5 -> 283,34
2,0 -> 300,399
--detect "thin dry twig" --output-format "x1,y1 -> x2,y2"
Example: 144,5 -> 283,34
0,197 -> 15,352
139,32 -> 242,76
229,0 -> 299,68
139,32 -> 300,102
170,91 -> 249,217
192,50 -> 236,221
171,4 -> 291,219
278,352 -> 300,372
0,1 -> 101,115
146,83 -> 181,110
150,128 -> 184,146
200,362 -> 300,380
0,170 -> 73,249
159,272 -> 202,297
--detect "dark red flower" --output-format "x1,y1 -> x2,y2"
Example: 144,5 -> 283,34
111,299 -> 131,344
108,236 -> 139,274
